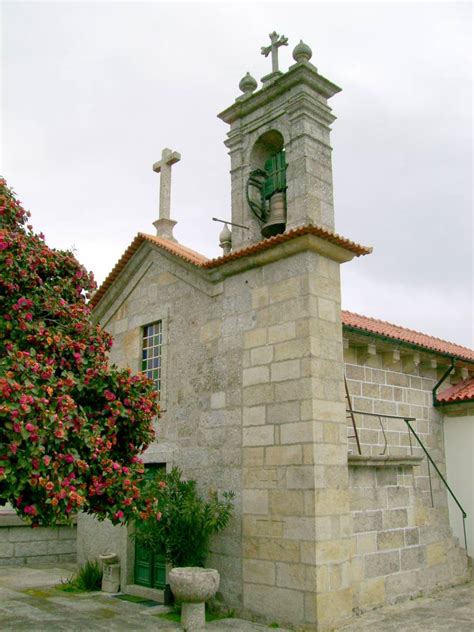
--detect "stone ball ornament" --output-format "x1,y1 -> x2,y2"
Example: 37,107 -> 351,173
292,40 -> 313,63
219,223 -> 232,245
239,72 -> 258,95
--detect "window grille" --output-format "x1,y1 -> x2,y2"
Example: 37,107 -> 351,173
142,321 -> 162,397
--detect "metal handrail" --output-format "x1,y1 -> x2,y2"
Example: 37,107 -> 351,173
347,408 -> 468,554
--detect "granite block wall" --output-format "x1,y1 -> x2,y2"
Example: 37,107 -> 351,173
349,461 -> 469,612
0,513 -> 76,566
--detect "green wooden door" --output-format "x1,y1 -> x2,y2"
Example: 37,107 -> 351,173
134,464 -> 167,589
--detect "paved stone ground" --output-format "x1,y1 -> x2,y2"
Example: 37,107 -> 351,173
0,563 -> 472,631
340,581 -> 474,631
0,563 -> 290,631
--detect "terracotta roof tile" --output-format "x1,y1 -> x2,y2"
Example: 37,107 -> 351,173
90,226 -> 370,308
342,311 -> 474,363
138,233 -> 209,266
89,232 -> 473,366
90,233 -> 209,308
202,224 -> 372,268
437,378 -> 474,403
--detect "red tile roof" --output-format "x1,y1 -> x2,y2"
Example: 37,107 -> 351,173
342,311 -> 474,363
437,379 -> 474,404
89,232 -> 473,365
202,224 -> 372,268
90,233 -> 208,308
90,227 -> 371,308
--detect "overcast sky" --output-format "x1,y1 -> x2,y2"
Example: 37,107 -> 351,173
2,1 -> 472,347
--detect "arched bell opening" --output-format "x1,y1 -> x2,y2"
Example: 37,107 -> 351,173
247,130 -> 287,239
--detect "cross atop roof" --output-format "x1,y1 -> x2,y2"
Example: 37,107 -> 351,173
152,148 -> 181,241
261,31 -> 288,74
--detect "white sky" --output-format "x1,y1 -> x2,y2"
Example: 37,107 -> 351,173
2,1 -> 473,347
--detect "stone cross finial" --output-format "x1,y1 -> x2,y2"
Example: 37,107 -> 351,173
152,148 -> 181,241
261,31 -> 288,74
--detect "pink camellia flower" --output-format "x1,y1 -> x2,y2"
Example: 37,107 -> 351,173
122,466 -> 129,474
64,455 -> 74,464
43,455 -> 51,466
25,423 -> 35,432
24,505 -> 37,516
112,462 -> 120,471
104,390 -> 116,401
9,444 -> 18,455
32,458 -> 39,470
13,422 -> 21,433
114,510 -> 124,520
24,313 -> 33,321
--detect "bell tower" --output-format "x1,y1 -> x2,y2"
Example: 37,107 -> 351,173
218,35 -> 341,251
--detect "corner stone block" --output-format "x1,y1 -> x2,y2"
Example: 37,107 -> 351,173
313,587 -> 352,628
265,445 -> 303,466
269,490 -> 305,516
243,583 -> 305,625
276,561 -> 316,591
243,559 -> 275,586
314,489 -> 350,516
242,489 -> 269,515
243,425 -> 274,447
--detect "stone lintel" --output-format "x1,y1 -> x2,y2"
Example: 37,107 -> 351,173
348,455 -> 423,468
218,62 -> 341,124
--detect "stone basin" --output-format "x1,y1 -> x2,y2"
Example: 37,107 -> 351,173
168,566 -> 219,603
99,553 -> 119,565
168,567 -> 220,630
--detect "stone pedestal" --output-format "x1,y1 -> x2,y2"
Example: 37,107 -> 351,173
100,553 -> 120,593
168,567 -> 220,631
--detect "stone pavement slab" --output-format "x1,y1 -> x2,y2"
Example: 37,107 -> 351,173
340,581 -> 474,632
0,563 -> 290,631
0,563 -> 472,631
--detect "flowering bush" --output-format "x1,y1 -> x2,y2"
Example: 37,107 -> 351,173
0,179 -> 159,526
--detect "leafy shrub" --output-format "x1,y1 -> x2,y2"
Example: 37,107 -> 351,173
135,467 -> 234,567
60,559 -> 102,592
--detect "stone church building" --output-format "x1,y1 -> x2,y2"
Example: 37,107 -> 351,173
3,34 -> 473,630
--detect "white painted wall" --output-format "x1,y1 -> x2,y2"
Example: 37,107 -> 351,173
444,414 -> 474,556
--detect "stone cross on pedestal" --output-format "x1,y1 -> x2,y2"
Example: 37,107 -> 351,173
152,148 -> 181,241
261,31 -> 288,83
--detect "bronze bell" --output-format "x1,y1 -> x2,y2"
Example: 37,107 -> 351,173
261,191 -> 286,238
